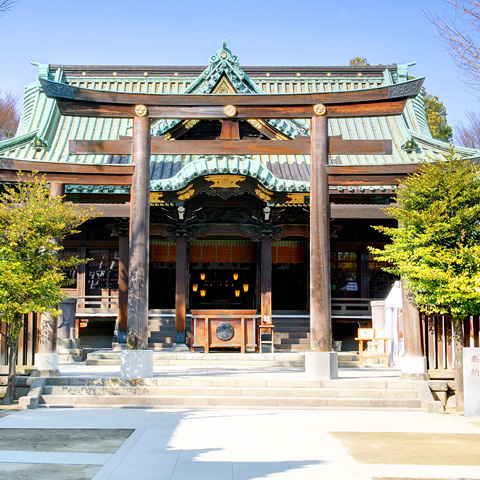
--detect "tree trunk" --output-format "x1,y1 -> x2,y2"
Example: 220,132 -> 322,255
452,317 -> 464,413
2,322 -> 19,405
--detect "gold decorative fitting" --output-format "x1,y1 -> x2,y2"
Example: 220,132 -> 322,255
296,72 -> 301,77
265,72 -> 270,77
81,71 -> 87,76
173,72 -> 179,77
247,119 -> 263,131
164,133 -> 172,140
144,72 -> 149,77
112,72 -> 117,76
224,105 -> 237,118
183,119 -> 199,130
221,51 -> 227,59
313,104 -> 327,116
326,72 -> 331,77
205,175 -> 245,188
357,72 -> 362,77
135,104 -> 148,117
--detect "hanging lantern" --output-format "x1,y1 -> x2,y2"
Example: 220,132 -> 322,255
192,284 -> 198,292
233,273 -> 239,281
243,283 -> 249,292
200,273 -> 206,281
200,289 -> 206,297
235,290 -> 241,297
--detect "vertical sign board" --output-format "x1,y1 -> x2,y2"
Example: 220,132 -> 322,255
464,347 -> 480,416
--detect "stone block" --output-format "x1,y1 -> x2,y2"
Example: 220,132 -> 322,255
121,349 -> 154,379
34,353 -> 60,376
463,347 -> 480,416
305,351 -> 338,380
397,355 -> 427,375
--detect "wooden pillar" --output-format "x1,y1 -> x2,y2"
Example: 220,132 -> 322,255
309,114 -> 332,352
175,235 -> 187,343
402,286 -> 423,357
127,114 -> 151,350
261,235 -> 272,323
49,182 -> 65,198
118,233 -> 129,333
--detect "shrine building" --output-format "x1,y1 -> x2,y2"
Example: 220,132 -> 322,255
1,42 -> 478,360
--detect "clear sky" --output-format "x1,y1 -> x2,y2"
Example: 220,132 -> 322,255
0,0 -> 478,131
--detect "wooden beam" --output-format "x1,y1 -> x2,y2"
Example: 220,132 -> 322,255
328,174 -> 408,185
70,138 -> 393,156
0,158 -> 134,175
326,164 -> 418,175
0,170 -> 132,185
40,77 -> 424,107
330,203 -> 396,219
82,203 -> 131,217
57,98 -> 409,119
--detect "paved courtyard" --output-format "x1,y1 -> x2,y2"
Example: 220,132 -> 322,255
0,405 -> 479,480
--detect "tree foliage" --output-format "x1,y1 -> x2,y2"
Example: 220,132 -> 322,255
349,57 -> 370,66
369,153 -> 480,411
422,89 -> 453,142
0,174 -> 97,403
454,111 -> 480,148
0,91 -> 20,140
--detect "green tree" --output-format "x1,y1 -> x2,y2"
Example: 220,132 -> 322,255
369,154 -> 480,412
0,174 -> 97,404
422,89 -> 453,142
349,57 -> 370,66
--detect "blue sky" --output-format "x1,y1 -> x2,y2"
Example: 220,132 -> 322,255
1,0 -> 478,130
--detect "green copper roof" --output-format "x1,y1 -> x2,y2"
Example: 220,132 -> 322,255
1,42 -> 479,195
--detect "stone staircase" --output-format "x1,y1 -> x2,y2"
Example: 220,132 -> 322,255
36,376 -> 425,410
273,315 -> 310,351
146,312 -> 313,352
147,313 -> 178,349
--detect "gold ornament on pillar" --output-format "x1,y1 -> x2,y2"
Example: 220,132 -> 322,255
233,273 -> 239,281
235,290 -> 241,297
243,284 -> 249,292
192,284 -> 198,292
135,104 -> 148,117
313,104 -> 326,116
200,290 -> 206,297
200,273 -> 206,281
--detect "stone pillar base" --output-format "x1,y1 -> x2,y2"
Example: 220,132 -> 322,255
397,355 -> 427,376
121,349 -> 153,379
33,353 -> 60,377
305,351 -> 338,380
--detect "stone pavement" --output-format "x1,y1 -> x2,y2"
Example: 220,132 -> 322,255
0,406 -> 479,480
0,361 -> 478,479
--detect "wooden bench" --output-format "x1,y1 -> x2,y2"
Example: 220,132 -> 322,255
355,328 -> 390,367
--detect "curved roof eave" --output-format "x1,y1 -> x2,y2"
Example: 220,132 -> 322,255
150,156 -> 309,193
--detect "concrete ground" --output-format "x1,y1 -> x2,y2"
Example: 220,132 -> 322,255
0,360 -> 478,479
0,407 -> 479,480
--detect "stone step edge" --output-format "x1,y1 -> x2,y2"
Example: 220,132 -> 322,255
41,386 -> 420,399
38,395 -> 423,409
